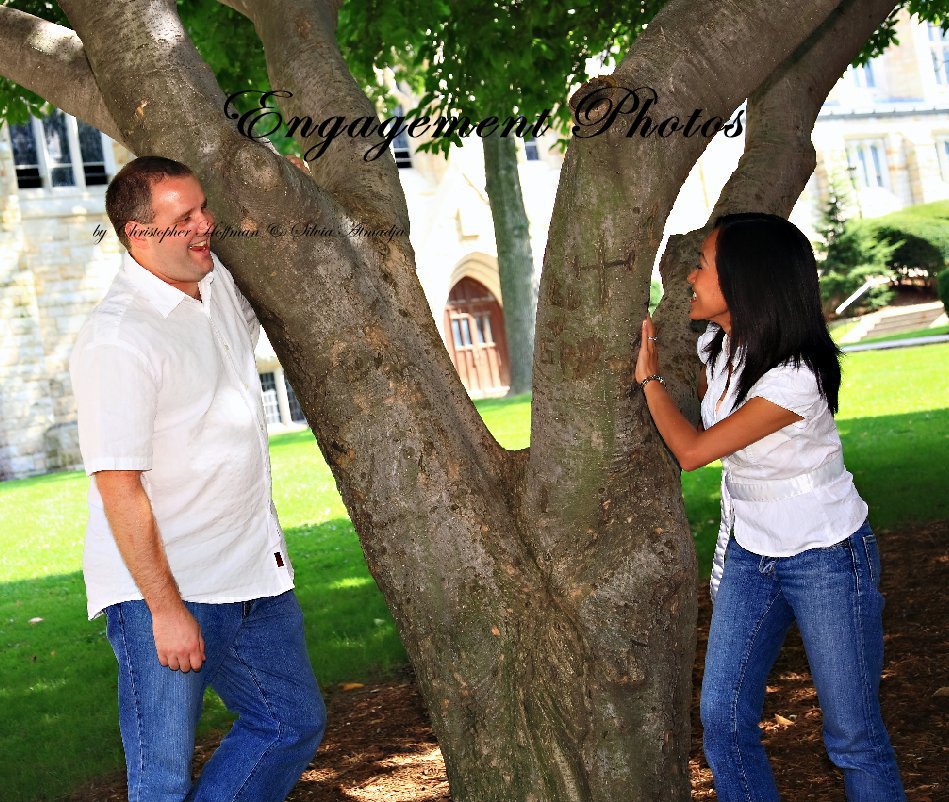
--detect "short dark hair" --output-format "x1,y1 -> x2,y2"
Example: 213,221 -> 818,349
704,213 -> 842,413
106,156 -> 195,248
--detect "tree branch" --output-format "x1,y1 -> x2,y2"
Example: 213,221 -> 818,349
213,0 -> 254,15
0,6 -> 123,143
55,0 -> 360,303
57,1 -> 518,672
527,0 -> 845,569
519,1 -> 852,787
214,0 -> 408,231
653,0 -> 898,420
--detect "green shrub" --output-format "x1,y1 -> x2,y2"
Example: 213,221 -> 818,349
820,263 -> 894,313
866,200 -> 949,284
938,268 -> 949,316
818,219 -> 895,314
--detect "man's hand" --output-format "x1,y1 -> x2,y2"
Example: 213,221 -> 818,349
95,471 -> 205,671
152,604 -> 205,672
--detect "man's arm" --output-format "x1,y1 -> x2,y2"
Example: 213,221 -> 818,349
95,470 -> 205,672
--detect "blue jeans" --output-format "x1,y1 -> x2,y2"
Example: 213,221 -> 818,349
105,590 -> 326,802
700,522 -> 905,801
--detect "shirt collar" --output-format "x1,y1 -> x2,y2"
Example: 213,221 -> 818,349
122,252 -> 216,319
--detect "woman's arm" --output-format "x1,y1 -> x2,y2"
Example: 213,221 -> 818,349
634,318 -> 800,471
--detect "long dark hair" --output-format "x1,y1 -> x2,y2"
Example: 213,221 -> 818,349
703,213 -> 842,413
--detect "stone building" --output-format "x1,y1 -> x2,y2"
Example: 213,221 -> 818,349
804,13 -> 949,222
0,107 -> 561,478
2,11 -> 948,480
0,114 -> 124,478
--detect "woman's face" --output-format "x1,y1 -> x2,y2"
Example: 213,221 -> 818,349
688,228 -> 731,332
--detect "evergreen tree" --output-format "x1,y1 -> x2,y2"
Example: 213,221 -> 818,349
817,178 -> 896,313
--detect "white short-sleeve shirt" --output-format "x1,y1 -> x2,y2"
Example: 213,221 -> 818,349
70,253 -> 294,618
698,325 -> 868,556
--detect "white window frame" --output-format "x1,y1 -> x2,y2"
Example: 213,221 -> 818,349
845,139 -> 889,190
928,22 -> 949,86
390,105 -> 413,169
848,60 -> 877,90
9,110 -> 116,192
936,137 -> 949,182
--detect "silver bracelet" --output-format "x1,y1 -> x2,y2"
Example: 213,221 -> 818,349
640,374 -> 665,390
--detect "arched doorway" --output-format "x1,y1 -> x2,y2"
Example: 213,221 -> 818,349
443,277 -> 510,396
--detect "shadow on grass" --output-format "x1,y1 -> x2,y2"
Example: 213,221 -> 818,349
836,409 -> 949,528
0,517 -> 405,802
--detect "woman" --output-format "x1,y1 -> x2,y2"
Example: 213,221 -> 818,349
635,213 -> 904,801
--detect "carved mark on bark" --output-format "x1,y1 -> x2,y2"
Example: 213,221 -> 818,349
560,337 -> 603,380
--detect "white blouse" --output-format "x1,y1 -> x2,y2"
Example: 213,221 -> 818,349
698,325 -> 867,559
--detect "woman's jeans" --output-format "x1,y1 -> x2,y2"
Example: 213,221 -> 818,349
700,521 -> 905,801
105,590 -> 326,802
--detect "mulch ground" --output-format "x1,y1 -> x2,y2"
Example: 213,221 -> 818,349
68,520 -> 947,801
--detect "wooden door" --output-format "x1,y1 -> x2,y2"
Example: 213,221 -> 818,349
443,278 -> 510,396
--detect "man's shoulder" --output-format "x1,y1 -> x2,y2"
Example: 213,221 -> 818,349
73,273 -> 162,358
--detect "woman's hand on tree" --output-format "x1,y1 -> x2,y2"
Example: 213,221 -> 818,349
635,317 -> 660,385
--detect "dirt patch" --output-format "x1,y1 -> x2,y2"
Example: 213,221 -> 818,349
67,520 -> 947,801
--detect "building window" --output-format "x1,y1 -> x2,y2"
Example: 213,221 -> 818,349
391,105 -> 412,169
937,138 -> 949,181
848,61 -> 876,89
928,22 -> 949,86
845,139 -> 889,189
9,110 -> 113,190
475,313 -> 494,345
524,137 -> 540,161
451,317 -> 474,349
285,378 -> 306,422
259,372 -> 281,424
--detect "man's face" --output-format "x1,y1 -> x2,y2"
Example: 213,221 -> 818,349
126,174 -> 215,292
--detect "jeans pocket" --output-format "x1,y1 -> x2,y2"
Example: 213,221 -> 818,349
862,533 -> 881,586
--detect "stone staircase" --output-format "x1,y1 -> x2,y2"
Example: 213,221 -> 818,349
837,302 -> 947,344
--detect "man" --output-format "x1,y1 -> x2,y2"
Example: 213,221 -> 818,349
69,156 -> 325,802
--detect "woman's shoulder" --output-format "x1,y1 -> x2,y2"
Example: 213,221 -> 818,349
747,358 -> 822,417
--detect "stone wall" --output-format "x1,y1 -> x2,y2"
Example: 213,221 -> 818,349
0,127 -> 124,479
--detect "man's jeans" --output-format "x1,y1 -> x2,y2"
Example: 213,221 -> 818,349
700,522 -> 905,801
105,590 -> 326,802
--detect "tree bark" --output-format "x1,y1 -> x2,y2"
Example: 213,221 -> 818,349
0,0 -> 885,799
653,0 -> 899,419
0,6 -> 122,142
483,133 -> 536,395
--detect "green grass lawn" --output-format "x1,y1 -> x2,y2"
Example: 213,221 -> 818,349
2,343 -> 947,801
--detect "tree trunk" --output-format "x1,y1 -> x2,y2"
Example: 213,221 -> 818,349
1,0 -> 890,799
483,132 -> 536,395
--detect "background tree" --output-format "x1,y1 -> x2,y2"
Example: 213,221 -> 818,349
816,177 -> 897,314
337,1 -> 663,395
0,1 -> 933,799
